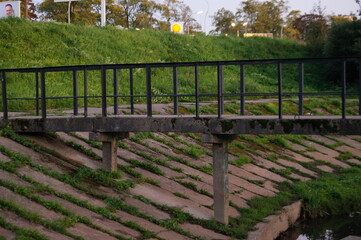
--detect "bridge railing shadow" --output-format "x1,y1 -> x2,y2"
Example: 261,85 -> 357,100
1,57 -> 361,119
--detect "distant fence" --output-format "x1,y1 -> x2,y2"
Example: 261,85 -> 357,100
244,33 -> 273,38
1,57 -> 361,120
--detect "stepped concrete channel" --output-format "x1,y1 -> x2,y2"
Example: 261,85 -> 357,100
1,104 -> 361,239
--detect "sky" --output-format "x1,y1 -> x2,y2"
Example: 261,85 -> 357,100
182,0 -> 359,33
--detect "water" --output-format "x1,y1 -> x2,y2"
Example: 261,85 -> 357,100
276,214 -> 361,240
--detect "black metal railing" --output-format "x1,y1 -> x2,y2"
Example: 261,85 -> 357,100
1,57 -> 361,120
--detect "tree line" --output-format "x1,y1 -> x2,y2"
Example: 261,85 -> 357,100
0,0 -> 202,32
1,0 -> 359,37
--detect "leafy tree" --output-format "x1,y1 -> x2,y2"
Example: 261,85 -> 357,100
181,5 -> 202,34
236,0 -> 288,36
118,0 -> 161,29
158,0 -> 182,30
158,0 -> 201,33
37,0 -> 198,31
253,0 -> 288,35
292,1 -> 328,55
237,0 -> 258,26
324,20 -> 361,85
106,3 -> 127,26
211,8 -> 237,35
39,0 -> 99,25
283,10 -> 301,39
356,0 -> 361,16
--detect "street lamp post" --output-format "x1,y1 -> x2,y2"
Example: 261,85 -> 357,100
203,0 -> 209,33
281,25 -> 286,38
243,22 -> 248,35
231,22 -> 239,37
101,0 -> 106,27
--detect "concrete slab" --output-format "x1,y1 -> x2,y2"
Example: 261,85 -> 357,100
341,236 -> 361,240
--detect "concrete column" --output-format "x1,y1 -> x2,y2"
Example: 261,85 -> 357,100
202,134 -> 237,225
89,132 -> 129,172
102,140 -> 118,171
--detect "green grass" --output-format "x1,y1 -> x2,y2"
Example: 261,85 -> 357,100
229,155 -> 252,167
290,167 -> 361,217
0,215 -> 49,240
174,192 -> 189,199
0,18 -> 315,112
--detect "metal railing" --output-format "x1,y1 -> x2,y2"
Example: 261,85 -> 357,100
1,57 -> 361,120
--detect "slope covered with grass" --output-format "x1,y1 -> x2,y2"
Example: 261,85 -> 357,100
0,18 -> 308,69
0,18 -> 317,112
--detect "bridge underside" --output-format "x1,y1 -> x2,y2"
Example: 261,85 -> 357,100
2,115 -> 361,225
2,115 -> 361,135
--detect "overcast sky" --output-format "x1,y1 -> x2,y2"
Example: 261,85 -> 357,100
182,0 -> 359,33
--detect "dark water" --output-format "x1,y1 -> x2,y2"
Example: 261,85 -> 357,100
276,215 -> 361,240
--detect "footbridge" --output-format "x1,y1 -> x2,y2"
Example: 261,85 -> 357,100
1,57 -> 361,224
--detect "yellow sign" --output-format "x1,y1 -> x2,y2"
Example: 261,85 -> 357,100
171,22 -> 184,34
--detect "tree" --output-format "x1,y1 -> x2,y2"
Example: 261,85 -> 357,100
253,0 -> 288,35
283,10 -> 301,39
158,0 -> 201,33
211,8 -> 237,35
39,0 -> 99,25
237,0 -> 258,26
324,21 -> 361,84
236,0 -> 288,36
118,0 -> 161,29
292,2 -> 328,55
37,0 -> 196,31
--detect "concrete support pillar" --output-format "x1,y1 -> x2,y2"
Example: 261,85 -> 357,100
102,140 -> 118,171
89,132 -> 129,172
202,134 -> 237,225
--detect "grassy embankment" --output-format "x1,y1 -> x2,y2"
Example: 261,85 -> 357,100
0,17 -> 332,112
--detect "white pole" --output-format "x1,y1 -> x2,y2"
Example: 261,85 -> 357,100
101,0 -> 106,26
68,0 -> 71,24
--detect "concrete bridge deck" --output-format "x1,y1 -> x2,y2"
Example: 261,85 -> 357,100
2,115 -> 361,135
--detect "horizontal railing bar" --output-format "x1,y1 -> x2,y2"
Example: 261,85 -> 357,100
2,57 -> 361,73
6,91 -> 361,102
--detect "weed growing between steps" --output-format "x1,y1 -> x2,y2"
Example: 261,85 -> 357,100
0,198 -> 82,240
0,215 -> 48,240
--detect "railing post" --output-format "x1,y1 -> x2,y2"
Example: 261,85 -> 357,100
358,62 -> 361,116
113,69 -> 119,115
146,67 -> 152,117
342,60 -> 346,119
73,70 -> 78,116
240,64 -> 245,115
129,68 -> 134,115
35,71 -> 40,116
195,65 -> 200,118
173,66 -> 178,115
217,64 -> 224,118
298,63 -> 304,116
41,70 -> 46,119
278,62 -> 283,119
101,67 -> 107,117
84,68 -> 88,117
1,71 -> 8,120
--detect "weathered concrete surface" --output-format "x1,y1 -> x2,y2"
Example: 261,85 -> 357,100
247,200 -> 302,240
341,237 -> 361,240
3,115 -> 361,135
